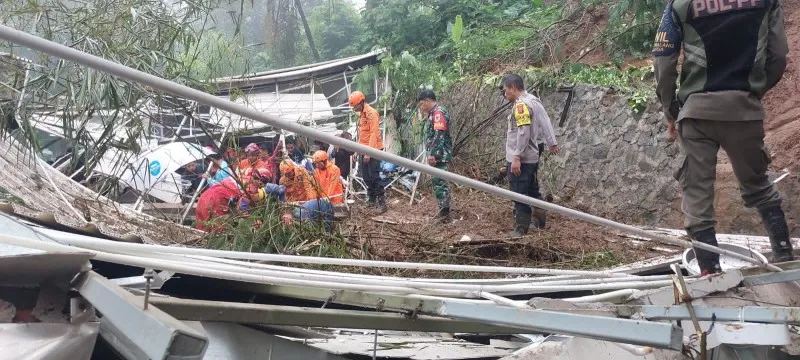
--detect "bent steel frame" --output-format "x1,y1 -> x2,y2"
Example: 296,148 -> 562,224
74,271 -> 208,360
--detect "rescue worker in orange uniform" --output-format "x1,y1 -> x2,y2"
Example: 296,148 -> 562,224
238,143 -> 268,183
311,150 -> 344,205
348,90 -> 387,214
279,160 -> 316,202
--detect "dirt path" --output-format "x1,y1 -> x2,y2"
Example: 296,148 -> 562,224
764,0 -> 800,170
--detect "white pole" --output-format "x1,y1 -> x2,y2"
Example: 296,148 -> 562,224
71,246 -> 675,293
0,234 -> 467,297
34,227 -> 635,278
0,25 -> 775,272
309,77 -> 315,128
382,67 -> 389,147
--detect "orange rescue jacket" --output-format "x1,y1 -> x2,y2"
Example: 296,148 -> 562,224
279,166 -> 316,202
358,103 -> 384,150
313,162 -> 344,204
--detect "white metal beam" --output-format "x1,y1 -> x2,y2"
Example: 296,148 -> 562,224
74,271 -> 208,360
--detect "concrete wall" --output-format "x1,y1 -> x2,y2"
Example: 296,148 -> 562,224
441,82 -> 800,235
539,85 -> 682,227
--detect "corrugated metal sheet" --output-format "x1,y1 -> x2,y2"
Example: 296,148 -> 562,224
209,92 -> 336,133
0,137 -> 205,246
210,49 -> 385,89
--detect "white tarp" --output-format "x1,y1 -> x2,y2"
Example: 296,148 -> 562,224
95,142 -> 214,203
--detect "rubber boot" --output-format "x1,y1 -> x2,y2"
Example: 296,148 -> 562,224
375,195 -> 388,215
759,206 -> 795,263
691,228 -> 722,276
366,195 -> 376,208
531,208 -> 547,230
508,212 -> 531,237
432,207 -> 450,224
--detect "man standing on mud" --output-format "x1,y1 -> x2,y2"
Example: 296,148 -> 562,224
418,90 -> 453,224
654,0 -> 793,275
501,74 -> 558,236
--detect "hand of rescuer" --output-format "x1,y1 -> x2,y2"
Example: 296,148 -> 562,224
667,120 -> 678,142
510,156 -> 522,176
282,212 -> 293,226
550,145 -> 560,154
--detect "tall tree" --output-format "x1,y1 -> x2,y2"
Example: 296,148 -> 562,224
266,0 -> 322,66
294,0 -> 322,62
308,0 -> 366,60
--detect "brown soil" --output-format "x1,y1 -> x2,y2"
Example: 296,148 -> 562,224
764,0 -> 800,170
342,186 -> 668,277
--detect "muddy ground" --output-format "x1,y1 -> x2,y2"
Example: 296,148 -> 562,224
341,184 -> 674,277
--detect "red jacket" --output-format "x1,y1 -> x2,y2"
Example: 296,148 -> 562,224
195,178 -> 241,232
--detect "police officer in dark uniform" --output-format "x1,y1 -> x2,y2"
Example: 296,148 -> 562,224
653,0 -> 793,275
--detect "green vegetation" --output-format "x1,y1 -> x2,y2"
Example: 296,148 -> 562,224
349,0 -> 662,136
203,200 -> 351,257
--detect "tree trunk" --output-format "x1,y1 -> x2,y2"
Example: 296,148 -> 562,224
294,0 -> 321,62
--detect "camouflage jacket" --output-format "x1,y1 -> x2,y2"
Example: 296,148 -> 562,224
424,104 -> 453,164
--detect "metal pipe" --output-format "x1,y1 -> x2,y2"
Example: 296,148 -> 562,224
0,25 -> 777,272
614,343 -> 654,356
0,233 -> 470,297
180,254 -> 592,285
309,77 -> 315,127
564,289 -> 637,303
34,227 -> 635,278
34,239 -> 672,294
480,292 -> 527,309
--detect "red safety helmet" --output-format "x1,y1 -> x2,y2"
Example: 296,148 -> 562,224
253,167 -> 272,182
245,143 -> 260,154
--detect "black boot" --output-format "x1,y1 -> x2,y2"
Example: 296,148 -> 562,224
531,208 -> 547,230
691,228 -> 722,276
432,207 -> 450,224
375,195 -> 388,215
508,212 -> 531,237
366,195 -> 376,208
759,206 -> 795,263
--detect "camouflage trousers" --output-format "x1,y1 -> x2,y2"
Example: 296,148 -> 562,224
432,163 -> 451,210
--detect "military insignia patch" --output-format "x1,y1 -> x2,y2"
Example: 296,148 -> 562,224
433,111 -> 447,131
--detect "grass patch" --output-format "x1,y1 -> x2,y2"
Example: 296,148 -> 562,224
203,200 -> 350,258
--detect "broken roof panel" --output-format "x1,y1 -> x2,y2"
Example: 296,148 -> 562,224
209,49 -> 386,90
0,136 -> 205,246
298,332 -> 513,360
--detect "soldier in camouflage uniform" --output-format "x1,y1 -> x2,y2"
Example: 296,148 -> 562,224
418,90 -> 453,223
654,0 -> 793,275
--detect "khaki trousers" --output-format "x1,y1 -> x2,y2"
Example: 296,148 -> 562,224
675,119 -> 781,233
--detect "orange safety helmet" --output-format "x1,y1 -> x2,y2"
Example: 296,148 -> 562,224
279,160 -> 294,174
312,150 -> 328,164
348,91 -> 366,107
